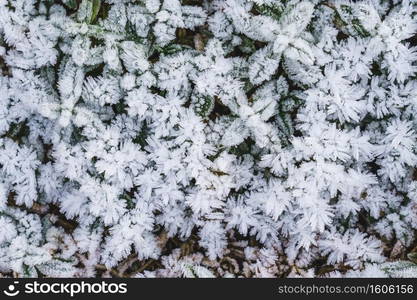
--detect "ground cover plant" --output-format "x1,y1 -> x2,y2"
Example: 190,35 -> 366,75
0,0 -> 417,278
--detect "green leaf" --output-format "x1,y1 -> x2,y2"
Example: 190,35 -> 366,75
153,44 -> 193,55
408,252 -> 417,264
78,0 -> 101,24
91,0 -> 101,24
254,3 -> 284,21
381,261 -> 417,277
22,264 -> 38,278
193,95 -> 215,118
62,0 -> 78,10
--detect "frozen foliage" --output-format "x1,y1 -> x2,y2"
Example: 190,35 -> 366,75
0,0 -> 416,278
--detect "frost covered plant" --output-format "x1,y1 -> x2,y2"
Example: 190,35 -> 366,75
0,0 -> 416,278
